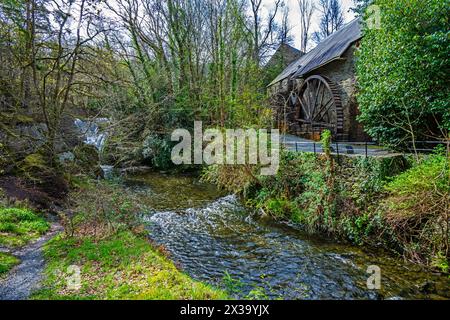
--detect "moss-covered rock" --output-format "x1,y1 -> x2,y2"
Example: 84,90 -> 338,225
0,142 -> 15,175
72,144 -> 102,177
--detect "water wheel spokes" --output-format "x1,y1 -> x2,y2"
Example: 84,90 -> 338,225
294,75 -> 343,139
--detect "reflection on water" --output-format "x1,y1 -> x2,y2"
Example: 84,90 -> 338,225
125,172 -> 450,300
124,172 -> 224,211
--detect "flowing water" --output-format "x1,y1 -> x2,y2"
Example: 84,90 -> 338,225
124,172 -> 450,300
74,118 -> 109,151
74,118 -> 112,178
73,117 -> 449,300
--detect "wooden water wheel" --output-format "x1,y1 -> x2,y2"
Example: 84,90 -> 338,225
291,75 -> 343,139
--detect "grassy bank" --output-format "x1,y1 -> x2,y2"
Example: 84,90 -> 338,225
33,231 -> 227,299
203,142 -> 449,273
0,206 -> 50,276
0,252 -> 19,276
0,207 -> 50,247
32,177 -> 227,300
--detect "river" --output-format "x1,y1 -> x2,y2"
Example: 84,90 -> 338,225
122,171 -> 449,300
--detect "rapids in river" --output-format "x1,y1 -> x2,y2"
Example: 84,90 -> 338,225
123,172 -> 450,300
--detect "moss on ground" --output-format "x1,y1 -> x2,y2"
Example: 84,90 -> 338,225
0,252 -> 20,276
0,207 -> 50,247
32,231 -> 228,300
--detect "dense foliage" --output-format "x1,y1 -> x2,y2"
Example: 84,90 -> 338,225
383,149 -> 449,267
0,0 -> 448,278
204,143 -> 449,271
0,0 -> 284,172
356,0 -> 450,147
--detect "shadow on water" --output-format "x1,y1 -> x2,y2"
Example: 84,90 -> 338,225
124,172 -> 450,300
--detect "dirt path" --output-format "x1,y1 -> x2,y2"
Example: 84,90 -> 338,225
0,224 -> 63,300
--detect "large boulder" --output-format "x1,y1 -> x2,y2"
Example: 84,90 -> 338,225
72,144 -> 102,177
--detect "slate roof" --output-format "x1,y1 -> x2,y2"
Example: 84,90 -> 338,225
268,18 -> 362,87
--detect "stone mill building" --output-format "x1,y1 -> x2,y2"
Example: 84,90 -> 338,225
268,18 -> 368,141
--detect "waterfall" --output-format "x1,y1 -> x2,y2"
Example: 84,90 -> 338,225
100,165 -> 114,179
74,118 -> 109,151
74,118 -> 113,178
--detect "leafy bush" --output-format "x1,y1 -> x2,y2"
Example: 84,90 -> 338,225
142,134 -> 173,169
244,149 -> 449,270
264,198 -> 293,220
356,0 -> 450,146
341,214 -> 367,244
202,164 -> 259,195
248,151 -> 337,232
320,130 -> 332,157
72,144 -> 101,177
61,178 -> 145,239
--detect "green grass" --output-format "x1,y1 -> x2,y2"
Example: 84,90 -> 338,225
32,231 -> 228,300
0,207 -> 50,247
385,153 -> 449,195
0,252 -> 20,276
382,152 -> 449,268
